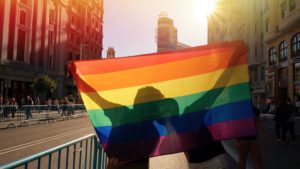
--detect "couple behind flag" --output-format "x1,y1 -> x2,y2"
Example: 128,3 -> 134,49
101,86 -> 226,169
69,41 -> 256,169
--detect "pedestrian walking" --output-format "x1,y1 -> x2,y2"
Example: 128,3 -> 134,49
68,95 -> 75,115
281,98 -> 296,143
274,99 -> 286,142
62,96 -> 68,116
269,99 -> 276,114
25,96 -> 33,119
47,98 -> 52,111
34,97 -> 40,105
53,98 -> 60,113
3,98 -> 10,118
0,96 -> 3,117
10,98 -> 18,118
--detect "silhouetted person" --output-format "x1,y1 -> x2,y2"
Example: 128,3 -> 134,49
10,98 -> 17,118
276,98 -> 293,143
25,96 -> 33,119
68,95 -> 75,115
236,106 -> 266,169
184,106 -> 227,169
3,98 -> 10,118
182,87 -> 230,169
62,96 -> 68,116
105,87 -> 164,169
0,96 -> 3,114
281,98 -> 296,143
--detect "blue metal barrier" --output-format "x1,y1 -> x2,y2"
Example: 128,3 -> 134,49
0,134 -> 107,169
0,104 -> 87,128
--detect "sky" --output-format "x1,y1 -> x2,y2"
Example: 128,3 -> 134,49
102,0 -> 209,57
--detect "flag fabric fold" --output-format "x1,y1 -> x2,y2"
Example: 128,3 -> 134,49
69,41 -> 256,161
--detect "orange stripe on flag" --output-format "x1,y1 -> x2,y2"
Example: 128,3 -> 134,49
77,52 -> 247,92
70,41 -> 247,76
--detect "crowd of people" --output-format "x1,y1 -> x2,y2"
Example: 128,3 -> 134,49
256,97 -> 297,144
271,98 -> 296,144
0,95 -> 79,119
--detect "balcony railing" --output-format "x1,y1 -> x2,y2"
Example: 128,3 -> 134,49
279,7 -> 300,32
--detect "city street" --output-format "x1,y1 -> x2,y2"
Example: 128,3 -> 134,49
0,117 -> 95,165
0,117 -> 299,169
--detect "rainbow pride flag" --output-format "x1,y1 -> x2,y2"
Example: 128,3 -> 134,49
69,41 -> 256,161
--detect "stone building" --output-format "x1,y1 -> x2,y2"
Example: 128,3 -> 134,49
263,0 -> 300,105
0,0 -> 104,102
156,13 -> 190,52
207,0 -> 265,106
107,47 -> 115,59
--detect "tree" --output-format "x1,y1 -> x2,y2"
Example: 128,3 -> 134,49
31,75 -> 57,98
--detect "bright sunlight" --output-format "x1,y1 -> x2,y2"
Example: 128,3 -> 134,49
193,0 -> 216,20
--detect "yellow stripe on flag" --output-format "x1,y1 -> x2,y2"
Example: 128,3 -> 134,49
81,65 -> 249,110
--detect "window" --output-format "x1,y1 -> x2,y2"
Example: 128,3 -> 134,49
289,0 -> 296,12
17,29 -> 26,61
49,31 -> 54,47
48,55 -> 54,70
279,41 -> 288,61
265,18 -> 269,32
260,66 -> 265,81
279,67 -> 288,80
281,1 -> 288,18
264,0 -> 269,11
19,10 -> 26,26
291,33 -> 300,57
269,47 -> 276,65
294,62 -> 300,81
68,52 -> 73,61
49,9 -> 56,23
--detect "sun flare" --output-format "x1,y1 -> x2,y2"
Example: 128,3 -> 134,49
194,0 -> 216,20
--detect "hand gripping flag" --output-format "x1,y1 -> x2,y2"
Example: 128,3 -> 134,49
69,41 -> 256,161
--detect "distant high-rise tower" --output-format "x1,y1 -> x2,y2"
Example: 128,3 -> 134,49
107,47 -> 115,59
156,13 -> 178,52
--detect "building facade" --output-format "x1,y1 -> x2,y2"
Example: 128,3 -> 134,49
156,13 -> 190,52
207,0 -> 265,106
263,0 -> 300,105
0,0 -> 103,102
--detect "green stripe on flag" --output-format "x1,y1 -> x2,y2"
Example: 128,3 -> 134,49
88,82 -> 251,128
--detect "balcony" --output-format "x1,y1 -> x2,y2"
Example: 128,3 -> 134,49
279,7 -> 300,32
263,28 -> 281,43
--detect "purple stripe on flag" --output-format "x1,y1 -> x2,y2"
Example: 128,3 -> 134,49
208,119 -> 256,140
101,129 -> 213,161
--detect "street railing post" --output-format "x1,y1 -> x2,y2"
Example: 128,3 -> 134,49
93,137 -> 98,169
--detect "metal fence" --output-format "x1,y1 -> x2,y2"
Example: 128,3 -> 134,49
0,134 -> 108,169
0,104 -> 86,128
